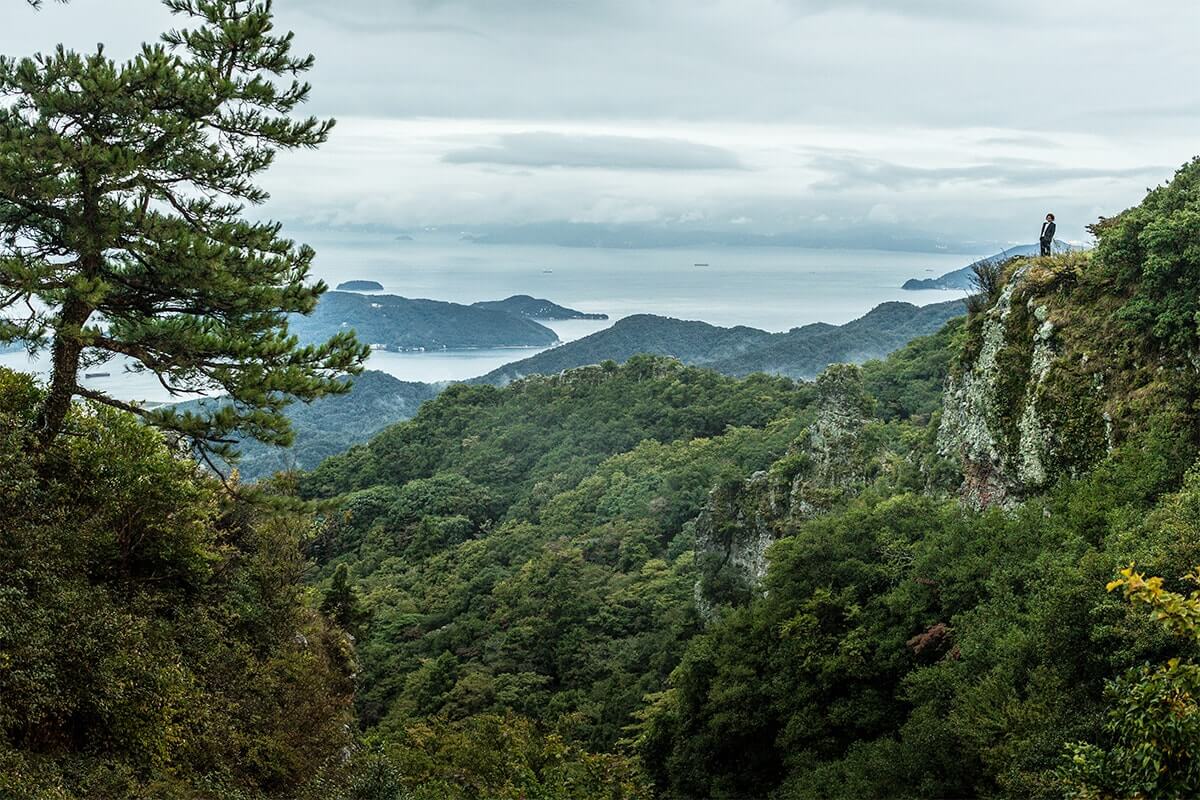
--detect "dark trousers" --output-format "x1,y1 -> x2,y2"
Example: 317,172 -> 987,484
1039,240 -> 1051,256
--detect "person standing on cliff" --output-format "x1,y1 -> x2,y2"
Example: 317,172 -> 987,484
1039,213 -> 1056,256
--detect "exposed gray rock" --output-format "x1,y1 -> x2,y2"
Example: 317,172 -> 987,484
937,271 -> 1027,509
693,364 -> 873,617
938,265 -> 1113,508
1015,314 -> 1056,487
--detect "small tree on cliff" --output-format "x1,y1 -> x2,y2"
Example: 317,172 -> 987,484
0,0 -> 368,457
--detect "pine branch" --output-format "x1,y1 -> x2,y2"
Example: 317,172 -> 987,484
2,0 -> 367,456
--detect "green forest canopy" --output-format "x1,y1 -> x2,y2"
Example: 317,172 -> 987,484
6,0 -> 1200,795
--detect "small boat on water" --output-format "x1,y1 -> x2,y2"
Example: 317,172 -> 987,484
693,263 -> 709,267
84,372 -> 111,379
542,269 -> 554,274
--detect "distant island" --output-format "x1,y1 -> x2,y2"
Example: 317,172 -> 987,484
902,241 -> 1079,290
335,279 -> 384,291
239,298 -> 965,479
472,295 -> 608,320
289,291 -> 560,351
477,299 -> 965,384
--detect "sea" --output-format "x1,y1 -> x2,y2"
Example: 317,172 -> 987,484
0,232 -> 976,404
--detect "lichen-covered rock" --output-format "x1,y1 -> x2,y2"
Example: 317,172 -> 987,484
938,258 -> 1113,508
694,364 -> 875,615
692,469 -> 780,617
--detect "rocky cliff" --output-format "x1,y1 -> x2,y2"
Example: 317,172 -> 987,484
694,364 -> 879,614
935,252 -> 1177,508
692,253 -> 1199,612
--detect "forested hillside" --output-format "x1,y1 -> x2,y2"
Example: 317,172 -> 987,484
177,370 -> 441,481
5,0 -> 1200,794
10,155 -> 1200,796
479,299 -> 963,385
204,299 -> 961,483
0,370 -> 357,797
294,158 -> 1200,798
635,158 -> 1200,799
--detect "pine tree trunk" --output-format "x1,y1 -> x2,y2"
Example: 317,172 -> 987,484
36,168 -> 102,448
35,299 -> 91,447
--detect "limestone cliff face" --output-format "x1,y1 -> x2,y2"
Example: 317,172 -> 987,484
937,258 -> 1114,508
694,365 -> 874,615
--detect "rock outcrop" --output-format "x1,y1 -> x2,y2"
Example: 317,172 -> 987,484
937,258 -> 1113,508
693,364 -> 875,616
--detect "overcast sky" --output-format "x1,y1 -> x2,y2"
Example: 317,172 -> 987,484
6,0 -> 1199,249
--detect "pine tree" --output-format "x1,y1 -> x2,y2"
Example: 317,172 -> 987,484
0,0 -> 369,458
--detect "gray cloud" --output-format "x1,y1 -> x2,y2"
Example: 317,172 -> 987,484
778,0 -> 1028,21
442,132 -> 745,171
974,133 -> 1061,148
3,0 -> 1195,248
11,0 -> 1197,132
809,154 -> 1168,191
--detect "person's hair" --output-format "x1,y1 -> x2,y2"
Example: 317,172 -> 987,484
1047,213 -> 1055,221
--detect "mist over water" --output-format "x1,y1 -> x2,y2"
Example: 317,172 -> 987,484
0,234 -> 976,402
302,231 -> 973,332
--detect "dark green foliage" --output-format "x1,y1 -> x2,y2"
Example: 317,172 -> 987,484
304,355 -> 810,508
1062,556 -> 1200,800
289,291 -> 559,352
0,0 -> 367,454
177,370 -> 440,481
321,563 -> 369,638
303,715 -> 652,800
861,318 -> 962,421
1093,156 -> 1200,353
301,357 -> 815,751
638,420 -> 1200,799
0,368 -> 355,797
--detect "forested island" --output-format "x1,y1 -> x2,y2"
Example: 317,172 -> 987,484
288,290 -> 560,351
335,279 -> 385,291
472,294 -> 609,320
4,1 -> 1200,798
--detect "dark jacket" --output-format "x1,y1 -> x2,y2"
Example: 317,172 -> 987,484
1040,221 -> 1056,243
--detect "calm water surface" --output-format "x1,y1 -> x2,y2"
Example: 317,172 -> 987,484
302,231 -> 972,332
0,235 -> 977,402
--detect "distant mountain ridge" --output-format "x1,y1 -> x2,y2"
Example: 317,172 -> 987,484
228,298 -> 965,481
472,295 -> 608,320
179,370 -> 440,481
902,241 -> 1079,290
478,299 -> 965,384
289,291 -> 560,351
